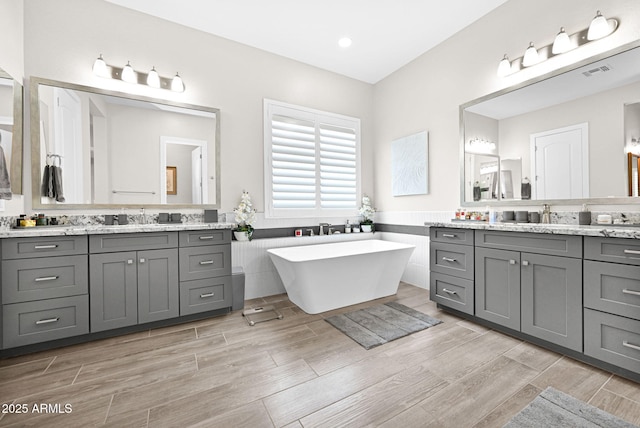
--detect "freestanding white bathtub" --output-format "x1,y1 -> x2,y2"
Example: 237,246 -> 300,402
267,239 -> 415,314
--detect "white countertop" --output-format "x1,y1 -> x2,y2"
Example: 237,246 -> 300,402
424,221 -> 640,239
0,222 -> 235,238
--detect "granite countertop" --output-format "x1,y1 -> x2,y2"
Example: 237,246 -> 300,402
424,221 -> 640,239
0,222 -> 236,238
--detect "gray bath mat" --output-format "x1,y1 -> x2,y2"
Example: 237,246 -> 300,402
504,386 -> 639,428
325,301 -> 442,350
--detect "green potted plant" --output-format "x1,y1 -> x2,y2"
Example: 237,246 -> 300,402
359,194 -> 376,232
233,191 -> 256,241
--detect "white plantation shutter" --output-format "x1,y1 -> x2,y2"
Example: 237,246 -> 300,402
264,100 -> 361,218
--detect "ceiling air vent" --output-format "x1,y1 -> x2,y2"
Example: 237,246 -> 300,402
582,64 -> 613,77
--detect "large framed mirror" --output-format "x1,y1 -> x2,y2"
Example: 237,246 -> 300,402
460,40 -> 640,206
0,67 -> 24,196
30,77 -> 220,210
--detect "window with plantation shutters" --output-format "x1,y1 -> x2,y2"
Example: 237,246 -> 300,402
264,99 -> 361,218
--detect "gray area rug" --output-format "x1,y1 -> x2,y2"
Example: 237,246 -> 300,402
325,301 -> 442,350
504,386 -> 639,428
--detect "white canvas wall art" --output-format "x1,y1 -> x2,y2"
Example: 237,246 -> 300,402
391,131 -> 428,196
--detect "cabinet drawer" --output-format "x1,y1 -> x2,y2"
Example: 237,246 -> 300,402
430,228 -> 474,246
430,242 -> 474,280
2,236 -> 88,259
89,232 -> 178,253
584,308 -> 640,375
180,276 -> 232,315
3,295 -> 89,348
179,245 -> 231,281
475,230 -> 582,258
429,272 -> 474,315
584,261 -> 640,321
584,237 -> 640,266
2,255 -> 88,303
179,229 -> 231,247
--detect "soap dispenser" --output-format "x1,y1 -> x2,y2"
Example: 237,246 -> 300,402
579,204 -> 591,225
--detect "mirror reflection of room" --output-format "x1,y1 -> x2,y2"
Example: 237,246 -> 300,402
35,82 -> 217,206
463,46 -> 640,203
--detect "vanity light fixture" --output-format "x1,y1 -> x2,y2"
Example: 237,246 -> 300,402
91,55 -> 185,92
121,61 -> 137,83
522,42 -> 540,67
552,27 -> 573,54
497,10 -> 619,76
147,66 -> 160,88
92,54 -> 108,77
466,137 -> 496,154
497,54 -> 511,77
171,73 -> 185,92
587,10 -> 614,40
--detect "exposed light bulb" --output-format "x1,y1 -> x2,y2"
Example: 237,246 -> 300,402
552,27 -> 573,54
147,66 -> 160,88
587,10 -> 612,41
497,54 -> 511,77
93,54 -> 108,77
522,42 -> 540,67
171,73 -> 185,92
121,61 -> 137,83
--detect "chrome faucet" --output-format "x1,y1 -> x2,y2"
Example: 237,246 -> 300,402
319,223 -> 330,235
541,204 -> 551,224
306,228 -> 315,236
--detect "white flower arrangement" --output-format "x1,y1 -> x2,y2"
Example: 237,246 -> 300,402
358,194 -> 376,225
233,191 -> 256,239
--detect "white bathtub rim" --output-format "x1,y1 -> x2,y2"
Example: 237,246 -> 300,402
267,239 -> 415,263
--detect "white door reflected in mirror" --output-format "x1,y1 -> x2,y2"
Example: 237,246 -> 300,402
160,137 -> 208,204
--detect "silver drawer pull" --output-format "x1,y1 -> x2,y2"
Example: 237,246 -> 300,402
622,289 -> 640,296
200,292 -> 215,298
139,258 -> 146,264
442,257 -> 457,263
442,233 -> 456,238
442,288 -> 458,295
127,259 -> 134,265
622,341 -> 640,351
199,260 -> 214,265
34,244 -> 58,249
623,249 -> 640,255
36,317 -> 60,325
35,276 -> 59,282
509,259 -> 516,265
522,260 -> 530,266
198,236 -> 214,240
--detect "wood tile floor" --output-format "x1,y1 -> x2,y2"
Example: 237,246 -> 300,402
1,283 -> 639,427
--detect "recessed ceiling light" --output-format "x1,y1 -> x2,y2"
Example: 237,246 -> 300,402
338,37 -> 352,48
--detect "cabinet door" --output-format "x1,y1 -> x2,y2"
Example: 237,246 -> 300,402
137,248 -> 179,323
90,252 -> 138,332
521,253 -> 583,352
475,247 -> 521,330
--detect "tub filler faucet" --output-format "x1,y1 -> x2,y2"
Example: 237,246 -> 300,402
319,223 -> 330,235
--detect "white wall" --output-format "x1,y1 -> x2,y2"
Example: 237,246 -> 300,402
372,0 -> 640,213
0,0 -> 24,81
22,0 -> 374,216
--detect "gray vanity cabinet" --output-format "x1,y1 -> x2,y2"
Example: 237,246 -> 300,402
520,253 -> 583,352
429,228 -> 474,315
475,230 -> 583,352
178,230 -> 232,316
89,252 -> 138,332
89,233 -> 179,332
584,236 -> 640,375
1,236 -> 89,348
475,248 -> 521,330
